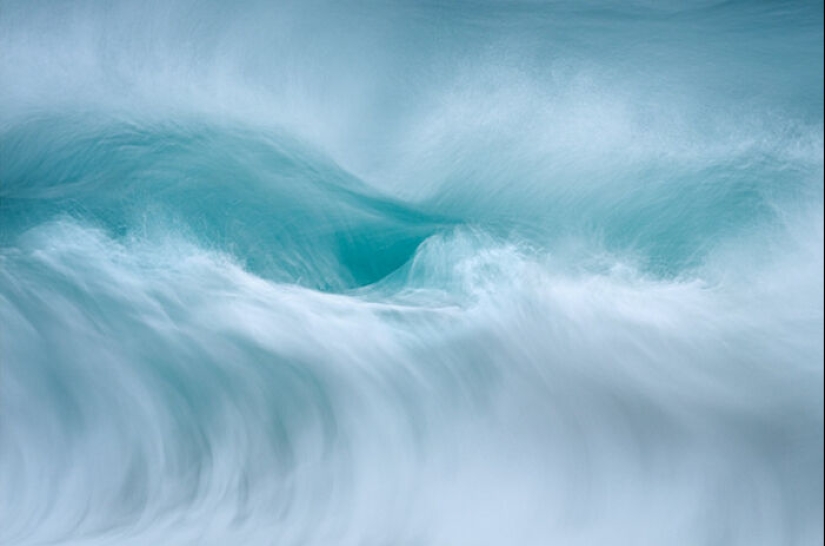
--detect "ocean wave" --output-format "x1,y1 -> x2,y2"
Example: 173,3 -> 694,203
1,0 -> 822,544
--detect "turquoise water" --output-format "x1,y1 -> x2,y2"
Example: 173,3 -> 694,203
1,1 -> 822,545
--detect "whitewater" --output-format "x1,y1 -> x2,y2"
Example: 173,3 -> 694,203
0,1 -> 822,545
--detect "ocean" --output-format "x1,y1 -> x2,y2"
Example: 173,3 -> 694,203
1,1 -> 823,544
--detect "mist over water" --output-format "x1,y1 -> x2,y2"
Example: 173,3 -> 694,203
1,1 -> 822,545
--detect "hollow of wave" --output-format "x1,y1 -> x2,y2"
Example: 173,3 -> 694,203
0,1 -> 823,545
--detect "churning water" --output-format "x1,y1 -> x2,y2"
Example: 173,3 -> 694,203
0,1 -> 822,545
